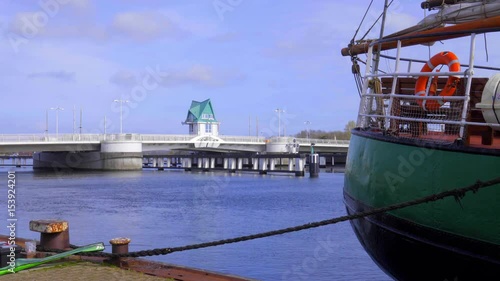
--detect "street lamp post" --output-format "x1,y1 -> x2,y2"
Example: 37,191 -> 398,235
50,107 -> 64,138
114,99 -> 129,134
275,108 -> 285,137
304,121 -> 311,140
45,109 -> 49,136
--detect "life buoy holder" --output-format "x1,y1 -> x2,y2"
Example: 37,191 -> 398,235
414,51 -> 461,111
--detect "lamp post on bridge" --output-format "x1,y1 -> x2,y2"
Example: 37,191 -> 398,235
114,99 -> 129,134
304,120 -> 311,141
50,107 -> 64,138
274,108 -> 285,137
45,109 -> 49,137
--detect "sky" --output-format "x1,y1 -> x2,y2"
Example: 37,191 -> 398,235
1,0 -> 498,137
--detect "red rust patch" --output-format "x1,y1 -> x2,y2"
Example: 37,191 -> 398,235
29,220 -> 69,233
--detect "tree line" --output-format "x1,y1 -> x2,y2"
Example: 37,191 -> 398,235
295,120 -> 356,140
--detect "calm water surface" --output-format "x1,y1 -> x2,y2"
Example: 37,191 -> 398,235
1,166 -> 391,281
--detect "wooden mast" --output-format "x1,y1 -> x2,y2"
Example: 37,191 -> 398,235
341,15 -> 500,57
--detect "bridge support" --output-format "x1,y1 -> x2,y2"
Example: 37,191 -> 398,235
295,157 -> 305,177
269,158 -> 276,171
259,158 -> 268,174
33,141 -> 143,171
157,157 -> 164,170
183,158 -> 192,170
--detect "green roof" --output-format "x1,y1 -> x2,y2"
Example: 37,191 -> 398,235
184,99 -> 218,123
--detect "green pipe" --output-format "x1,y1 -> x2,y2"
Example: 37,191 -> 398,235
0,242 -> 105,275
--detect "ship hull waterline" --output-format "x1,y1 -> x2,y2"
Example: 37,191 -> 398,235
343,130 -> 500,281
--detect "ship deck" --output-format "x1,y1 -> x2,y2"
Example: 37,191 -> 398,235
395,132 -> 500,150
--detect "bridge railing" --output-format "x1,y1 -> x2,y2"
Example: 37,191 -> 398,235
219,135 -> 266,142
0,134 -> 103,142
139,134 -> 196,142
0,134 -> 350,146
266,137 -> 350,145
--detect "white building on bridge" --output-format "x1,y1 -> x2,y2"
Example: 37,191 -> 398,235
182,99 -> 220,136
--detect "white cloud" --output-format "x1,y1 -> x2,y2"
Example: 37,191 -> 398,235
68,0 -> 92,11
111,11 -> 184,41
27,70 -> 75,82
209,31 -> 239,43
157,64 -> 244,88
109,70 -> 138,87
5,9 -> 191,43
8,12 -> 48,37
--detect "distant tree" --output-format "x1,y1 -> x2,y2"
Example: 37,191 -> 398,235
294,120 -> 356,140
344,120 -> 356,139
344,120 -> 356,132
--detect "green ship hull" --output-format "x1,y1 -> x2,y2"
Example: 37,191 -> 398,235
344,130 -> 500,280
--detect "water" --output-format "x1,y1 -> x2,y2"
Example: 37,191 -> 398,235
1,166 -> 391,281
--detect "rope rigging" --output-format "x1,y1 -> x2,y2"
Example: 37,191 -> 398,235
37,176 -> 500,258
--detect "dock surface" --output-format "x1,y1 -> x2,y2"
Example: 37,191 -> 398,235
4,261 -> 167,281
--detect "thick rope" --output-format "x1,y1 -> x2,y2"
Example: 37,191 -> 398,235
38,176 -> 500,258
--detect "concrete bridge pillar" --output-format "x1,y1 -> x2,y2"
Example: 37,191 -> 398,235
223,158 -> 228,169
237,158 -> 243,170
252,158 -> 258,170
229,158 -> 236,170
165,158 -> 171,168
33,141 -> 143,171
183,158 -> 192,168
152,158 -> 158,167
295,157 -> 305,176
210,158 -> 215,169
259,158 -> 268,170
288,158 -> 294,171
269,158 -> 276,171
157,158 -> 164,168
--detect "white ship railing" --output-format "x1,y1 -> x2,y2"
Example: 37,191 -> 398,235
357,33 -> 500,142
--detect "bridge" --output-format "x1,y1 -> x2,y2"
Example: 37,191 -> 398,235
0,133 -> 349,171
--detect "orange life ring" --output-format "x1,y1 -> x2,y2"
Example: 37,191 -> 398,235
414,51 -> 461,111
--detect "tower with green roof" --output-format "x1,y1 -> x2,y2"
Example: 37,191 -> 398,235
183,99 -> 220,136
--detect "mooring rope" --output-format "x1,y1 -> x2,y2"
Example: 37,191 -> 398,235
37,176 -> 500,258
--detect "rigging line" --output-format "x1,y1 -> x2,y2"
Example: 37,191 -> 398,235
359,0 -> 394,41
355,57 -> 387,74
484,33 -> 489,62
42,176 -> 500,259
424,8 -> 432,60
351,0 -> 375,43
353,74 -> 362,97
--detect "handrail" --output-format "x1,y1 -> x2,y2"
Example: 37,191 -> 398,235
379,54 -> 500,71
0,134 -> 349,145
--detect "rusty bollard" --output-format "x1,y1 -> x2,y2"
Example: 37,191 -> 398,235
29,219 -> 70,250
110,237 -> 131,255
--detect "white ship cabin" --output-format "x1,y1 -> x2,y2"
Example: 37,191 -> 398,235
183,99 -> 220,136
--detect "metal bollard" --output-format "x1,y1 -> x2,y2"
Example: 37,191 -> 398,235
109,237 -> 131,254
29,220 -> 70,250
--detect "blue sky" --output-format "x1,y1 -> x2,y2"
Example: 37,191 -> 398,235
2,0 -> 494,137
